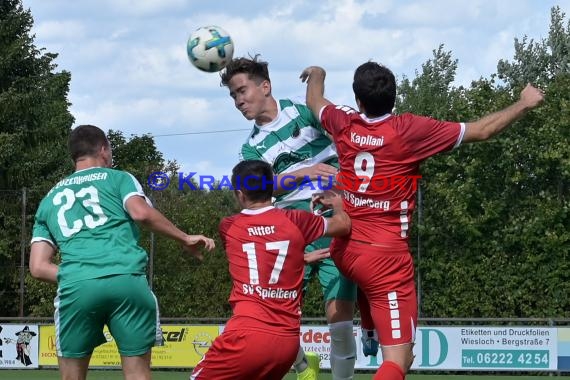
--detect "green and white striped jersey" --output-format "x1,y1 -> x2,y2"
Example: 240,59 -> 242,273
239,98 -> 338,209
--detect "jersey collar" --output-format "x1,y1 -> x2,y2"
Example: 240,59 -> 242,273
361,113 -> 392,123
241,206 -> 274,215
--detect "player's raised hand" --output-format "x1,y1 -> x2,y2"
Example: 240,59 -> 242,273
300,66 -> 326,83
520,83 -> 545,109
182,234 -> 215,261
311,188 -> 343,215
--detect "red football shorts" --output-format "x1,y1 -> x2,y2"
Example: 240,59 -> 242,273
331,238 -> 418,346
190,329 -> 299,379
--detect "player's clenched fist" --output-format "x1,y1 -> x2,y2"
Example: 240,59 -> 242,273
520,83 -> 545,109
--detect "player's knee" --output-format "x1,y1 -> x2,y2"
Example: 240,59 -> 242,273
382,343 -> 415,374
401,348 -> 415,374
326,299 -> 354,323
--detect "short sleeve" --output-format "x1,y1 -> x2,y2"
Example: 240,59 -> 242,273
30,206 -> 56,247
219,216 -> 233,247
289,100 -> 331,140
118,171 -> 152,210
285,209 -> 326,245
319,104 -> 355,137
293,100 -> 320,126
239,142 -> 262,161
308,111 -> 330,139
397,113 -> 464,161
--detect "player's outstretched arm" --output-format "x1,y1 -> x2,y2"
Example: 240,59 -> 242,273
29,241 -> 58,284
274,163 -> 338,195
463,83 -> 545,143
303,248 -> 331,264
300,66 -> 333,119
125,195 -> 215,260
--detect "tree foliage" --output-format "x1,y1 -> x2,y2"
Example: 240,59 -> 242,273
148,181 -> 238,318
0,0 -> 73,316
108,130 -> 171,184
399,7 -> 570,318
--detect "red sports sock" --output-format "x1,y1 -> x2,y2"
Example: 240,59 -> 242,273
373,360 -> 405,380
357,288 -> 374,330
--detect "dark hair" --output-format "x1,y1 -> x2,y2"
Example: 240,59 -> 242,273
68,124 -> 109,162
220,55 -> 270,87
231,160 -> 274,202
352,61 -> 396,117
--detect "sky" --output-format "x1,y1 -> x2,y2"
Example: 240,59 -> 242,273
21,0 -> 570,181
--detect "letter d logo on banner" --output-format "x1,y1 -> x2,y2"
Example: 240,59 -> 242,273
419,328 -> 448,367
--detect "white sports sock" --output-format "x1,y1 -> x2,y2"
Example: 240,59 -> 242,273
329,320 -> 356,380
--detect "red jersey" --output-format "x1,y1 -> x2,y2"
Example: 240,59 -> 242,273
219,206 -> 326,336
320,105 -> 464,248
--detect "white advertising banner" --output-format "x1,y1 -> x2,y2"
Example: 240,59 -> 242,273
299,325 -> 359,368
0,324 -> 39,369
350,326 -> 557,371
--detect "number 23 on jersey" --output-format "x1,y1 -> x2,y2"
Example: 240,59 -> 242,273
53,186 -> 109,237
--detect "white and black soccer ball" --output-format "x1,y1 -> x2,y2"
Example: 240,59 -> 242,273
187,25 -> 234,73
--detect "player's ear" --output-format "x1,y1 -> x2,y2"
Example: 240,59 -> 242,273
262,80 -> 271,96
100,143 -> 113,167
234,189 -> 245,205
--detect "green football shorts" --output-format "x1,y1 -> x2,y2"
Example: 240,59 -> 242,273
54,274 -> 162,358
283,200 -> 357,302
304,236 -> 357,302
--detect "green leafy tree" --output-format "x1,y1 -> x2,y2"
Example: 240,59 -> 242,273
108,130 -> 171,185
396,44 -> 462,120
399,7 -> 569,319
150,182 -> 237,318
0,0 -> 73,316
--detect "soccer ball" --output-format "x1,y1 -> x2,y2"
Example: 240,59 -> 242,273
187,26 -> 234,73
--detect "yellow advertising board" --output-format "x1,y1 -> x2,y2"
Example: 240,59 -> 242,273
39,325 -> 219,368
38,325 -> 58,365
152,325 -> 219,367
